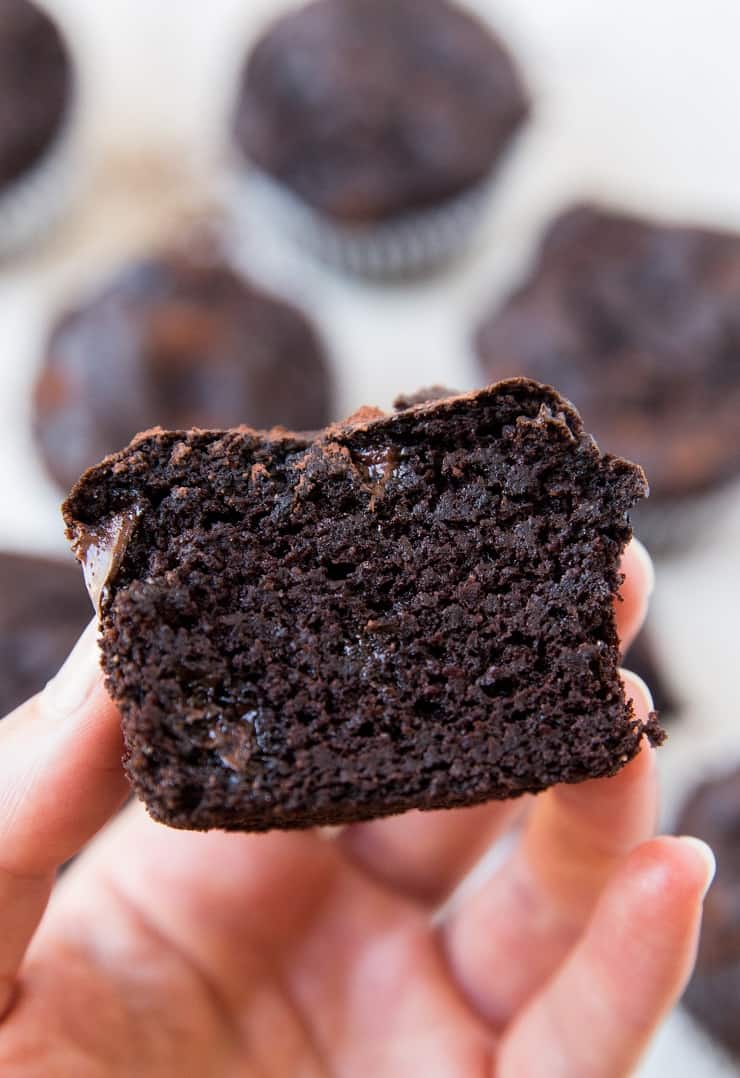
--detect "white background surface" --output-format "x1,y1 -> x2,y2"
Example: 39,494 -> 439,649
2,2 -> 740,1073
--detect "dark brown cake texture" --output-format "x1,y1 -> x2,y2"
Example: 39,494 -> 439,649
677,766 -> 740,1060
475,204 -> 740,510
33,249 -> 334,492
0,552 -> 90,717
0,0 -> 72,187
234,0 -> 528,223
64,380 -> 661,832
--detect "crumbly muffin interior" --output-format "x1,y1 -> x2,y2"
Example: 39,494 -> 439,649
65,382 -> 657,831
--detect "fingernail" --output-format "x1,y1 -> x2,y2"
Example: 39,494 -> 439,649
619,667 -> 655,713
678,836 -> 716,899
317,825 -> 345,841
631,537 -> 655,598
41,619 -> 101,717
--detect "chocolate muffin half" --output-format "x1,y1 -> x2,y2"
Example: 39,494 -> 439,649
63,380 -> 660,832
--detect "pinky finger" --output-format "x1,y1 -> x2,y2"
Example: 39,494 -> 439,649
497,836 -> 715,1078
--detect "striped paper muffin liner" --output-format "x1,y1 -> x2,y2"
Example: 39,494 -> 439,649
232,164 -> 496,278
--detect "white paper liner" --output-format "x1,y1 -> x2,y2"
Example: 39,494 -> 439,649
0,113 -> 80,257
236,165 -> 494,277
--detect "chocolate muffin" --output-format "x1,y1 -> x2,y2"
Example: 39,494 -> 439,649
0,0 -> 72,189
33,250 -> 334,492
475,205 -> 740,538
63,380 -> 661,833
677,766 -> 740,1060
232,0 -> 528,273
0,552 -> 90,717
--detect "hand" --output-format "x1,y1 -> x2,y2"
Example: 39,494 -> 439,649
0,540 -> 714,1077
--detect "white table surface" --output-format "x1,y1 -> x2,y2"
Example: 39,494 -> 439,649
2,2 -> 740,1073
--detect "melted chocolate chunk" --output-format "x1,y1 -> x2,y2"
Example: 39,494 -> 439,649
394,387 -> 459,411
76,506 -> 143,613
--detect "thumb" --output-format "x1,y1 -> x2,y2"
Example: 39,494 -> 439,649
0,621 -> 126,1019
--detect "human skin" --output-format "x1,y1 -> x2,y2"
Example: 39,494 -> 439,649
0,539 -> 715,1077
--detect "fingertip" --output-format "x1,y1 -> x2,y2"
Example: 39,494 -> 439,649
40,617 -> 102,720
673,836 -> 716,900
626,835 -> 716,905
498,834 -> 715,1075
620,667 -> 655,717
617,539 -> 655,650
620,731 -> 657,783
627,537 -> 655,598
317,825 -> 345,841
495,832 -> 710,1077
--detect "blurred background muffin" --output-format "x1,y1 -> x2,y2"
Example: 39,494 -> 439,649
231,0 -> 528,275
0,552 -> 90,716
0,0 -> 79,254
676,766 -> 740,1063
473,204 -> 740,549
32,241 -> 334,491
